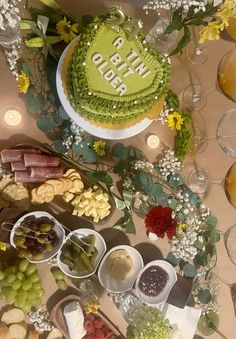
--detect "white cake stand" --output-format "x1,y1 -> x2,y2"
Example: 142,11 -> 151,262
56,38 -> 153,140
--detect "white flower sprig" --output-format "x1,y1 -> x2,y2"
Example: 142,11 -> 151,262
143,0 -> 209,16
158,150 -> 181,181
0,0 -> 21,31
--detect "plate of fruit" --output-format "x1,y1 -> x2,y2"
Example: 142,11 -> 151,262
10,211 -> 65,263
57,229 -> 106,278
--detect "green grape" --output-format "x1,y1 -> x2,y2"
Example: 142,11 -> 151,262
12,279 -> 22,290
0,271 -> 5,280
17,289 -> 28,302
56,279 -> 68,291
28,272 -> 40,284
32,297 -> 41,307
0,262 -> 3,270
10,266 -> 18,274
19,259 -> 30,273
25,263 -> 37,276
52,269 -> 65,281
27,289 -> 37,300
37,288 -> 45,298
5,288 -> 16,302
198,312 -> 220,336
22,279 -> 32,291
4,267 -> 16,276
22,304 -> 32,313
6,273 -> 16,284
16,272 -> 24,281
33,281 -> 42,290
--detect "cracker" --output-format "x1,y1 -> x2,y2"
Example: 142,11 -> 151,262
68,172 -> 81,180
36,183 -> 54,203
46,179 -> 64,195
0,175 -> 13,192
31,188 -> 44,205
68,179 -> 84,193
63,168 -> 76,177
59,177 -> 73,192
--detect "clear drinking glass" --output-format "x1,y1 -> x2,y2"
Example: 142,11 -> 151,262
218,49 -> 236,103
186,40 -> 209,65
224,224 -> 236,265
183,84 -> 207,112
216,109 -> 236,157
187,167 -> 210,194
146,18 -> 178,54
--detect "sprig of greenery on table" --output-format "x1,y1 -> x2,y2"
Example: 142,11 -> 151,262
166,3 -> 218,56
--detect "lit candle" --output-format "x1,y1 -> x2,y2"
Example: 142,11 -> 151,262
147,134 -> 160,149
4,109 -> 22,126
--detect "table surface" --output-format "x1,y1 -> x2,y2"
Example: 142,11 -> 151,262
1,1 -> 236,338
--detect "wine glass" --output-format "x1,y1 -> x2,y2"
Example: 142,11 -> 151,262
217,49 -> 236,102
146,17 -> 178,54
188,110 -> 209,154
216,108 -> 236,157
186,40 -> 209,65
183,84 -> 207,112
187,167 -> 211,194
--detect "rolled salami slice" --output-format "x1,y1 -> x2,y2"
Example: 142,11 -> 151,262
11,161 -> 27,171
24,154 -> 60,167
1,148 -> 41,163
14,171 -> 45,183
30,166 -> 63,179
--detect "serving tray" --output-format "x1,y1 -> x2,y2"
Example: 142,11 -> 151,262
50,295 -> 125,339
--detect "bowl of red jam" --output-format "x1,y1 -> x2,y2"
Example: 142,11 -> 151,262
135,260 -> 177,305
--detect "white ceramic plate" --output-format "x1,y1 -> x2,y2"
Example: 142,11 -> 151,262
135,260 -> 177,305
57,228 -> 106,278
10,211 -> 65,263
98,245 -> 144,293
56,37 -> 152,140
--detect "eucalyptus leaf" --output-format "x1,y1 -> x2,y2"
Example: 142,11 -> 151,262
148,183 -> 163,197
52,139 -> 67,153
113,213 -> 136,235
82,148 -> 97,164
168,198 -> 178,209
198,289 -> 212,304
187,294 -> 195,307
37,114 -> 57,132
58,106 -> 69,120
25,90 -> 45,114
112,143 -> 128,160
168,25 -> 191,56
166,252 -> 179,267
128,147 -> 145,160
86,171 -> 113,185
114,197 -> 126,210
183,263 -> 197,278
210,230 -> 220,243
155,193 -> 169,207
206,215 -> 217,228
168,174 -> 184,188
135,171 -> 149,189
22,63 -> 32,76
113,160 -> 125,173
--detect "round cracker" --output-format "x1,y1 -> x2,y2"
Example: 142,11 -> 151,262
31,188 -> 44,205
0,176 -> 14,192
63,168 -> 76,177
59,177 -> 73,192
46,179 -> 64,196
36,183 -> 54,203
68,172 -> 81,180
68,179 -> 84,193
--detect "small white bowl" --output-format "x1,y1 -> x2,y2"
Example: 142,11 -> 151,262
10,211 -> 65,263
135,260 -> 177,305
57,228 -> 106,278
98,245 -> 144,293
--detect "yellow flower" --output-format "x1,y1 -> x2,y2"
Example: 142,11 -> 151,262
39,0 -> 61,10
200,0 -> 236,43
92,140 -> 107,157
0,242 -> 7,251
178,223 -> 187,231
199,20 -> 223,43
56,17 -> 78,44
20,19 -> 36,30
167,111 -> 183,130
25,37 -> 45,48
18,71 -> 30,94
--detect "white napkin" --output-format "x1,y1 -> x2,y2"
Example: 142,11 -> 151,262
160,304 -> 202,339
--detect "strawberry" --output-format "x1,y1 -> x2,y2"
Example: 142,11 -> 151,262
95,328 -> 105,339
84,319 -> 95,334
93,317 -> 104,329
102,326 -> 112,337
86,313 -> 96,322
85,335 -> 95,339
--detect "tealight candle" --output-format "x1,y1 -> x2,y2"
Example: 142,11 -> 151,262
4,109 -> 22,126
147,134 -> 160,149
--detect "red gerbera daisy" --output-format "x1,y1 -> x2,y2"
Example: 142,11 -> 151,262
145,205 -> 177,240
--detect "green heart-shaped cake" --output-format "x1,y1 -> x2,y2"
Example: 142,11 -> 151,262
67,11 -> 171,129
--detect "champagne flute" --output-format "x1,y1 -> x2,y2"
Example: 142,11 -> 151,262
186,40 -> 209,65
183,84 -> 207,112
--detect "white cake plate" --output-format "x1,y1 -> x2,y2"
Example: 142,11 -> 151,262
56,38 -> 153,140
